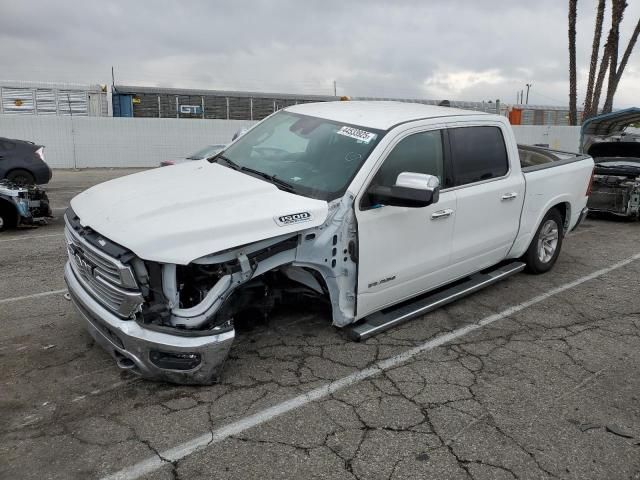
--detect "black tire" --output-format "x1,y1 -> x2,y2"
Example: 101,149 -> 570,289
0,202 -> 18,231
6,169 -> 35,185
524,209 -> 564,274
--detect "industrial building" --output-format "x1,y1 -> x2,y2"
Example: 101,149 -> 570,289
111,85 -> 337,120
0,80 -> 582,126
0,80 -> 109,116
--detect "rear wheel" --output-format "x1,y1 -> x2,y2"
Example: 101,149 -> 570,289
524,209 -> 564,274
0,202 -> 18,231
6,169 -> 35,185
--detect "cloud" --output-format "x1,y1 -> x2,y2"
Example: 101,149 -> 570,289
0,0 -> 638,108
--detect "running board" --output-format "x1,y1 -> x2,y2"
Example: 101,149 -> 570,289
348,261 -> 526,341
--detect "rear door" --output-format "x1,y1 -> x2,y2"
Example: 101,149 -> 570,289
446,124 -> 525,278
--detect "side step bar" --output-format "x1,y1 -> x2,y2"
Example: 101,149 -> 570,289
348,261 -> 526,341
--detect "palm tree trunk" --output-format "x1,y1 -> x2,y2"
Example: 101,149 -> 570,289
568,0 -> 578,125
602,0 -> 627,113
583,0 -> 606,119
603,16 -> 640,112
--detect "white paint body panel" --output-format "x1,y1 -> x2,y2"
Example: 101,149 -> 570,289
446,120 -> 525,278
507,161 -> 592,258
352,110 -> 592,319
71,160 -> 328,264
356,190 -> 457,316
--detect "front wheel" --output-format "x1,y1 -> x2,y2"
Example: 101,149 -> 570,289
524,209 -> 564,274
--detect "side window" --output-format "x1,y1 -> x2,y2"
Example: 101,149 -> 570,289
371,130 -> 444,188
449,126 -> 508,186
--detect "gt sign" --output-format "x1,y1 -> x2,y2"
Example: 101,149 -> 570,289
179,105 -> 202,115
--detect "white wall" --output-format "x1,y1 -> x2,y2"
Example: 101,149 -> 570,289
0,116 -> 257,168
0,116 -> 583,169
512,125 -> 581,153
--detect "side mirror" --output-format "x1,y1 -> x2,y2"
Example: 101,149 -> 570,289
368,172 -> 440,208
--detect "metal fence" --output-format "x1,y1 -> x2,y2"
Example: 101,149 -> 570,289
0,115 -> 581,169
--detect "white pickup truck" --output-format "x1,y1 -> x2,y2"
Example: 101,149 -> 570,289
64,101 -> 594,384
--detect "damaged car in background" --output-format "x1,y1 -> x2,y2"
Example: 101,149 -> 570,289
64,101 -> 594,384
582,107 -> 640,219
0,181 -> 52,231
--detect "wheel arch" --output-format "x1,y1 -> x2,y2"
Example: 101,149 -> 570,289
5,167 -> 36,183
507,197 -> 574,259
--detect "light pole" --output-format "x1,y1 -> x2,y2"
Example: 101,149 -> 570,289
525,83 -> 532,104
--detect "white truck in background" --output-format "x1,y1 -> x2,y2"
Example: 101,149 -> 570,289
63,101 -> 594,384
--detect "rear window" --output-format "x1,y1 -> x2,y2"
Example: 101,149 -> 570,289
450,126 -> 509,186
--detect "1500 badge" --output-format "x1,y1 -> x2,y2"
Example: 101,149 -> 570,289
274,211 -> 312,227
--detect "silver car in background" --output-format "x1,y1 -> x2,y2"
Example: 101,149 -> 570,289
160,144 -> 226,167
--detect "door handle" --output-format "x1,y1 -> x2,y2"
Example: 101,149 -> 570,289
501,192 -> 518,200
431,208 -> 454,220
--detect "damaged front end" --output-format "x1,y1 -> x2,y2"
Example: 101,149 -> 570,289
64,195 -> 358,384
0,180 -> 52,230
582,108 -> 640,219
588,171 -> 640,218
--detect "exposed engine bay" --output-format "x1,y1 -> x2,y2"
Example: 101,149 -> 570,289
155,196 -> 356,333
587,142 -> 640,218
0,180 -> 52,230
583,109 -> 640,219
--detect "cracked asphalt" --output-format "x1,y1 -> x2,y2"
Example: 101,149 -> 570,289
2,168 -> 640,480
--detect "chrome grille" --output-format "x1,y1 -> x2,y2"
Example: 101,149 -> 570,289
65,218 -> 143,318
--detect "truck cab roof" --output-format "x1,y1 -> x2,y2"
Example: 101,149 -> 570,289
285,101 -> 490,131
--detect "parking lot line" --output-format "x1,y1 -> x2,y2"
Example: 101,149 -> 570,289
0,289 -> 67,305
101,251 -> 640,480
0,232 -> 64,243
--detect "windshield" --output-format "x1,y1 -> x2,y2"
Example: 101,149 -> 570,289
187,144 -> 226,160
214,111 -> 384,200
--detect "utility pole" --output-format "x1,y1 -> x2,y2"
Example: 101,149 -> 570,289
525,83 -> 532,104
67,93 -> 78,170
333,80 -> 337,97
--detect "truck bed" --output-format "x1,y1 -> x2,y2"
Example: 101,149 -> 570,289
518,144 -> 591,172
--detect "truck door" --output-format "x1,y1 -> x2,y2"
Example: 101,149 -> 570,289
356,129 -> 457,319
446,125 -> 525,278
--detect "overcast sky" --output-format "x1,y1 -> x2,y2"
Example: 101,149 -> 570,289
1,0 -> 639,107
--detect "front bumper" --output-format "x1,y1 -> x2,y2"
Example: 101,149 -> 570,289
64,261 -> 235,384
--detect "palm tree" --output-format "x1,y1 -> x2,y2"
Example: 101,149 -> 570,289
580,0 -> 640,120
568,0 -> 578,125
583,0 -> 606,120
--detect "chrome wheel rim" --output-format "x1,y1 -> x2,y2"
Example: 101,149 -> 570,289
537,219 -> 559,263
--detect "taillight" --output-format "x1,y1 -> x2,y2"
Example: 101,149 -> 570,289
586,168 -> 595,196
35,147 -> 44,161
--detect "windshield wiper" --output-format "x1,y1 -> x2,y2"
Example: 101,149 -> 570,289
214,155 -> 241,170
238,166 -> 297,193
214,155 -> 296,193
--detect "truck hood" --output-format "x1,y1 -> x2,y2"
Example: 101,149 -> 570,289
70,161 -> 329,264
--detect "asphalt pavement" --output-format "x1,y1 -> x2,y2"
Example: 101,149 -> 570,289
1,168 -> 639,480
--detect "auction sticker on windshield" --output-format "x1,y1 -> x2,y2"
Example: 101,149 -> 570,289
336,126 -> 377,144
